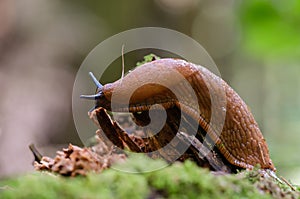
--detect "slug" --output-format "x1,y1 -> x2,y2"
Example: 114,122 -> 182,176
81,58 -> 275,171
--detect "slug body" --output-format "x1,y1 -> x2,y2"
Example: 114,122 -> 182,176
86,58 -> 275,171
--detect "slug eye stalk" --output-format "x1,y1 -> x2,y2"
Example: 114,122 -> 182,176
88,72 -> 103,89
80,72 -> 103,100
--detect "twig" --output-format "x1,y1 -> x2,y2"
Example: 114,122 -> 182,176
29,144 -> 43,163
280,176 -> 297,191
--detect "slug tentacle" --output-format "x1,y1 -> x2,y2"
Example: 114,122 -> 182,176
89,72 -> 103,89
80,72 -> 104,100
80,92 -> 103,100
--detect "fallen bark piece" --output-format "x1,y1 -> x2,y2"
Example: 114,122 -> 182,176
34,143 -> 126,176
92,106 -> 238,172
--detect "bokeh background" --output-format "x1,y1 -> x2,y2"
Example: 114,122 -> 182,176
0,0 -> 299,183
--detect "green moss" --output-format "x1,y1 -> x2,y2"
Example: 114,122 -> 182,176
0,171 -> 148,199
145,161 -> 272,199
0,156 -> 294,199
136,54 -> 160,66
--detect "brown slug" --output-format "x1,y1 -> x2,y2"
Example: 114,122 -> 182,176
81,58 -> 275,171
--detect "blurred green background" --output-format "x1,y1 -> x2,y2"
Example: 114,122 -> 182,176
0,0 -> 299,184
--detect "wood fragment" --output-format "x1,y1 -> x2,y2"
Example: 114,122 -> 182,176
34,143 -> 126,176
280,176 -> 297,191
94,106 -> 236,173
29,144 -> 43,163
95,108 -> 142,152
177,132 -> 232,173
95,108 -> 125,149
